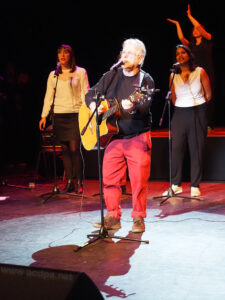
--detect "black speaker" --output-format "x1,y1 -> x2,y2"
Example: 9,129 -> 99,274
0,263 -> 104,300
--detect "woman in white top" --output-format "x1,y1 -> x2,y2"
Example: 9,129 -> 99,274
167,4 -> 215,130
39,44 -> 89,193
163,44 -> 211,197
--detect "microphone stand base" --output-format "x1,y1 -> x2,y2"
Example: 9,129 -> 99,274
152,187 -> 203,206
74,226 -> 149,252
40,186 -> 87,204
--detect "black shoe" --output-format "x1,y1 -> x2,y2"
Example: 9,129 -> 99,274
63,179 -> 75,193
76,179 -> 83,194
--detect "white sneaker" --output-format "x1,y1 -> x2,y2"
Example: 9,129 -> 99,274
191,187 -> 201,197
162,184 -> 183,196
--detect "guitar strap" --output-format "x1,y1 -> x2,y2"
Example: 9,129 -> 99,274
138,70 -> 152,123
138,69 -> 146,88
113,69 -> 146,97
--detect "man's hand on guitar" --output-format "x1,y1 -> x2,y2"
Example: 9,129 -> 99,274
79,89 -> 147,150
89,102 -> 104,115
121,99 -> 135,113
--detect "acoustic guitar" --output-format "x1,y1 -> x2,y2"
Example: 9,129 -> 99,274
79,90 -> 151,151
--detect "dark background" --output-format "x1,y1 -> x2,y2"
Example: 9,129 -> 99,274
0,0 -> 225,166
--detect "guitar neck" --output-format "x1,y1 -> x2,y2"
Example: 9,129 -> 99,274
101,90 -> 148,120
102,101 -> 120,120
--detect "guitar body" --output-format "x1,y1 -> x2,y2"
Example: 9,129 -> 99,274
79,99 -> 119,151
79,90 -> 152,150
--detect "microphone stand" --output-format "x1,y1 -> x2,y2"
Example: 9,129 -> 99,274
40,71 -> 85,204
39,73 -> 60,203
152,69 -> 202,205
75,69 -> 149,252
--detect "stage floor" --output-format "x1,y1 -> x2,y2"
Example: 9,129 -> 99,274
1,167 -> 225,299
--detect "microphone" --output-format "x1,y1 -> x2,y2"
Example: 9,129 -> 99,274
172,62 -> 180,68
170,62 -> 181,73
54,62 -> 61,76
110,58 -> 124,71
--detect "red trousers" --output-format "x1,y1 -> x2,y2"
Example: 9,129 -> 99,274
103,131 -> 151,219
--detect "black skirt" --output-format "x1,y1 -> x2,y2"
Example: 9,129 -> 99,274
53,113 -> 80,142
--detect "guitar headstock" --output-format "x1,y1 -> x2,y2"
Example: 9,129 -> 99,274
129,89 -> 152,104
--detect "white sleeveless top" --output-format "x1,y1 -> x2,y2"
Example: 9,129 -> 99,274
173,67 -> 206,107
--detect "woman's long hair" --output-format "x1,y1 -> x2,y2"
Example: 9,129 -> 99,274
57,44 -> 76,73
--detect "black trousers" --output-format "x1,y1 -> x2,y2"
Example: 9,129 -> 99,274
171,103 -> 208,187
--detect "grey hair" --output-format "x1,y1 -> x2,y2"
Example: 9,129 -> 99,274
122,38 -> 146,66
